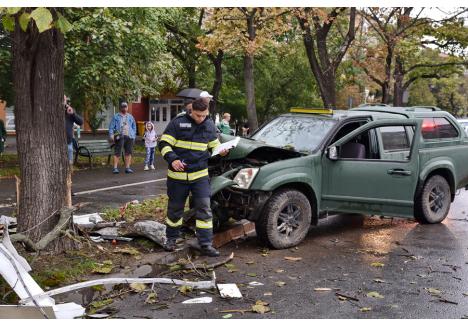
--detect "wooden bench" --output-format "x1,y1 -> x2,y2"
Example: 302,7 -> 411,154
74,140 -> 114,167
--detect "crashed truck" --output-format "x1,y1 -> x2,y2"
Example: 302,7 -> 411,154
209,106 -> 468,249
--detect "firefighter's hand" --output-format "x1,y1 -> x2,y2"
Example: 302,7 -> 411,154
219,149 -> 229,157
172,160 -> 186,171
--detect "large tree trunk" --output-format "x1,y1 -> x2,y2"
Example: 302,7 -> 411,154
187,63 -> 196,88
393,56 -> 404,106
209,50 -> 224,117
381,46 -> 393,104
244,54 -> 258,131
12,15 -> 72,251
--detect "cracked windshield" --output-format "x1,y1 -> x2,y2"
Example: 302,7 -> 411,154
251,116 -> 337,153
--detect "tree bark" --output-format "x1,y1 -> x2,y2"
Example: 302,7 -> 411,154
12,13 -> 73,252
393,55 -> 404,106
297,8 -> 356,109
244,54 -> 258,131
209,50 -> 224,117
244,11 -> 258,131
381,46 -> 393,104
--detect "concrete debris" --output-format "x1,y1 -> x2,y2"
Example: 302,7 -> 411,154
73,213 -> 103,226
182,297 -> 213,304
129,220 -> 167,246
217,283 -> 243,298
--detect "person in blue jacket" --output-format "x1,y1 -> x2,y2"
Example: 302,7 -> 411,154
108,102 -> 136,174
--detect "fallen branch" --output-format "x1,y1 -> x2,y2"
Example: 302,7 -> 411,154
438,298 -> 458,305
335,292 -> 359,301
10,207 -> 75,251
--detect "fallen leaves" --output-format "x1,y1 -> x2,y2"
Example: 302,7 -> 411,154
145,292 -> 158,304
360,307 -> 372,312
113,247 -> 140,256
425,288 -> 441,296
367,291 -> 384,299
275,269 -> 284,273
178,285 -> 193,294
275,281 -> 286,287
284,256 -> 302,262
130,283 -> 146,293
314,288 -> 333,291
247,273 -> 257,277
264,292 -> 273,296
92,260 -> 113,274
370,262 -> 385,268
89,298 -> 113,310
251,300 -> 270,314
225,263 -> 238,273
222,314 -> 233,319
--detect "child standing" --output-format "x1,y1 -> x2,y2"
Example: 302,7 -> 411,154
143,121 -> 157,171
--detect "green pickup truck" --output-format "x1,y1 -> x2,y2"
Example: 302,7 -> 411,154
209,106 -> 468,249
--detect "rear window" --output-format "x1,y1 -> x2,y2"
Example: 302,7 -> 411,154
380,126 -> 410,151
422,118 -> 458,140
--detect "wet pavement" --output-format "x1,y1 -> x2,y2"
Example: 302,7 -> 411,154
106,190 -> 468,319
2,156 -> 468,318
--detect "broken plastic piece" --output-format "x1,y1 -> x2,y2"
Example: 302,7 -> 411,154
217,284 -> 243,298
182,297 -> 213,304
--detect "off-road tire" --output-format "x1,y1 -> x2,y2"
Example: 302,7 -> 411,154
255,189 -> 312,249
415,175 -> 451,224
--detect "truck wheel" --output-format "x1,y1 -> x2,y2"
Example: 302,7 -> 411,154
415,175 -> 451,224
255,189 -> 311,249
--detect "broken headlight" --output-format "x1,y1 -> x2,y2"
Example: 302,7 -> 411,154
233,168 -> 259,189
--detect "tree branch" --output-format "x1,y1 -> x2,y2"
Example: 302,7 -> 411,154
405,61 -> 468,74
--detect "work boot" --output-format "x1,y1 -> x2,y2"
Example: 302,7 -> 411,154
200,245 -> 219,257
163,238 -> 177,252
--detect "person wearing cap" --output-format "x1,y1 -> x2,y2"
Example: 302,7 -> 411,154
217,112 -> 232,135
199,90 -> 213,107
108,101 -> 137,174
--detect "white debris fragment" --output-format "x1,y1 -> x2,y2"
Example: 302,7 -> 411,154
217,283 -> 243,298
248,281 -> 264,286
182,297 -> 213,304
72,213 -> 103,226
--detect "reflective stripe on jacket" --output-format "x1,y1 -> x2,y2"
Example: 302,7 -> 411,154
158,113 -> 220,182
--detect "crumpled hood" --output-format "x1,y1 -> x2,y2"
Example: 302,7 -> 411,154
219,134 -> 301,160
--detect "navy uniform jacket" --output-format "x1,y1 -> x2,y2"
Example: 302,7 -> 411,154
158,113 -> 220,182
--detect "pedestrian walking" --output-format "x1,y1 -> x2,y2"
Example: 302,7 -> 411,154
108,101 -> 136,174
64,96 -> 83,164
143,121 -> 157,171
0,118 -> 6,155
217,112 -> 232,135
158,98 -> 229,257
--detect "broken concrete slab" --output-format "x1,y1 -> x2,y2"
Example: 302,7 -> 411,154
128,220 -> 166,247
217,284 -> 243,298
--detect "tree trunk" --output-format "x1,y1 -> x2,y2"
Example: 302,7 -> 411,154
187,63 -> 196,88
12,16 -> 73,251
381,46 -> 393,104
393,56 -> 404,106
209,50 -> 224,117
244,54 -> 258,131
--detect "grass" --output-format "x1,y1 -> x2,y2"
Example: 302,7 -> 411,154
102,195 -> 169,222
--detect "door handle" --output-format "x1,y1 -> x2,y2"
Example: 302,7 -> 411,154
387,168 -> 412,176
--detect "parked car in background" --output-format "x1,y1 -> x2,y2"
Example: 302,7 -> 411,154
209,106 -> 468,249
457,118 -> 468,134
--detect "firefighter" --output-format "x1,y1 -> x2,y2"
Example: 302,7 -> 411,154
159,98 -> 228,257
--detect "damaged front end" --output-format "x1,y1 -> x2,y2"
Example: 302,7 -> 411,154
209,136 -> 303,226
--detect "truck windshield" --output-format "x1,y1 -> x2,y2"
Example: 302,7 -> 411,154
251,116 -> 337,153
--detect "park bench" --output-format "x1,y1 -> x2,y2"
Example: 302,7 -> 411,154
74,139 -> 114,168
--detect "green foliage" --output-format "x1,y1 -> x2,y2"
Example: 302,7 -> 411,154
64,8 -> 173,115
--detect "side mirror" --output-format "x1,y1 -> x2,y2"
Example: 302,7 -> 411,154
327,146 -> 338,161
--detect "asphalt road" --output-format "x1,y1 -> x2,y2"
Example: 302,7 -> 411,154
1,161 -> 468,318
110,190 -> 468,319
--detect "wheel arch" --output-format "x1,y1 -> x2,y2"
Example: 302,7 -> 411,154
417,167 -> 456,202
273,182 -> 319,225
